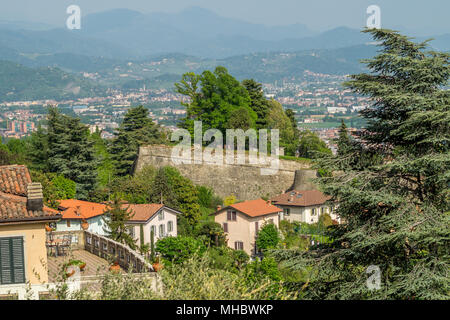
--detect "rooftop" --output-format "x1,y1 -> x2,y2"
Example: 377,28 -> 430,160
58,199 -> 108,220
222,199 -> 282,218
126,204 -> 164,222
271,190 -> 331,207
0,165 -> 60,223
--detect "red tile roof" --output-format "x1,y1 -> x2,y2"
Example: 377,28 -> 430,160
0,165 -> 61,223
270,190 -> 331,207
0,165 -> 32,196
0,192 -> 61,223
126,204 -> 164,222
58,199 -> 108,220
220,199 -> 282,218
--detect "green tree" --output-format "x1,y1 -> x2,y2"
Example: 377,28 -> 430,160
275,29 -> 450,300
28,125 -> 49,171
110,106 -> 165,176
242,79 -> 270,129
46,107 -> 97,199
256,223 -> 280,251
194,221 -> 227,247
155,236 -> 206,266
336,120 -> 352,156
297,130 -> 332,159
102,195 -> 136,250
176,67 -> 257,136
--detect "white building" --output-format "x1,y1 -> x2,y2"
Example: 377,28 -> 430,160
126,204 -> 181,245
271,190 -> 340,224
55,199 -> 108,236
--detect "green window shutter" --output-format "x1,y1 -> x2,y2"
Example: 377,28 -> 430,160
0,238 -> 12,284
11,238 -> 25,284
0,237 -> 25,285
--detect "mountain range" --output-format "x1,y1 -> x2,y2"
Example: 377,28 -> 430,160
0,7 -> 448,60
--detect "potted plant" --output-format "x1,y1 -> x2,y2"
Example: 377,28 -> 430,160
152,255 -> 163,272
65,268 -> 76,278
81,219 -> 89,231
109,260 -> 121,273
67,259 -> 86,272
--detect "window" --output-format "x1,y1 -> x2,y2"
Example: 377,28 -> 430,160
66,220 -> 71,228
158,211 -> 165,221
255,221 -> 259,232
129,226 -> 135,238
223,223 -> 228,233
321,207 -> 325,215
234,241 -> 244,250
227,210 -> 237,221
283,208 -> 290,216
167,221 -> 173,232
0,237 -> 25,285
269,218 -> 274,224
159,224 -> 165,238
312,208 -> 316,216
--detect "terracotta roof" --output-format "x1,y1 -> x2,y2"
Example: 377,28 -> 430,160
221,199 -> 282,218
270,190 -> 331,207
58,199 -> 108,220
0,165 -> 32,196
0,191 -> 61,223
126,204 -> 164,222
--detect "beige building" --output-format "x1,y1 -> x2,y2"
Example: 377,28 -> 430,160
0,165 -> 61,287
271,190 -> 339,224
214,199 -> 282,256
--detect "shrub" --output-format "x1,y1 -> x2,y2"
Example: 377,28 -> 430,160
256,223 -> 280,251
155,236 -> 206,265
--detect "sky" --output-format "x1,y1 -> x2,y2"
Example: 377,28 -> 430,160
0,0 -> 449,35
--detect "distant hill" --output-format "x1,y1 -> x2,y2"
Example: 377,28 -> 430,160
0,60 -> 103,101
0,7 -> 447,60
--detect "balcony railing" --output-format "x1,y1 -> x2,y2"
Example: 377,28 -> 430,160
52,230 -> 154,273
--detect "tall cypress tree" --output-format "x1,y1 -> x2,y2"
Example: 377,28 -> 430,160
110,106 -> 165,176
275,29 -> 449,299
336,119 -> 352,156
102,195 -> 136,250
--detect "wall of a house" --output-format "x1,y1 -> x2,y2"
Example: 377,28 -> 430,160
56,216 -> 107,236
215,210 -> 280,255
128,208 -> 178,246
0,223 -> 49,285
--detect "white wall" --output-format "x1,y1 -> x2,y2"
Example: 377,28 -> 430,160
279,205 -> 339,224
128,207 -> 178,246
55,215 -> 108,236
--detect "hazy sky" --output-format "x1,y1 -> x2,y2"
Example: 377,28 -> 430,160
1,0 -> 449,34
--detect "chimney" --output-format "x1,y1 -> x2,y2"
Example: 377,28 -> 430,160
216,205 -> 222,211
27,183 -> 44,211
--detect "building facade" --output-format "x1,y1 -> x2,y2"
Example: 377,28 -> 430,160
214,199 -> 282,256
55,200 -> 108,236
271,190 -> 339,224
0,165 -> 61,287
126,204 -> 180,246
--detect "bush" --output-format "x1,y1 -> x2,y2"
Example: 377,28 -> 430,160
155,236 -> 206,266
256,223 -> 280,251
194,220 -> 227,247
